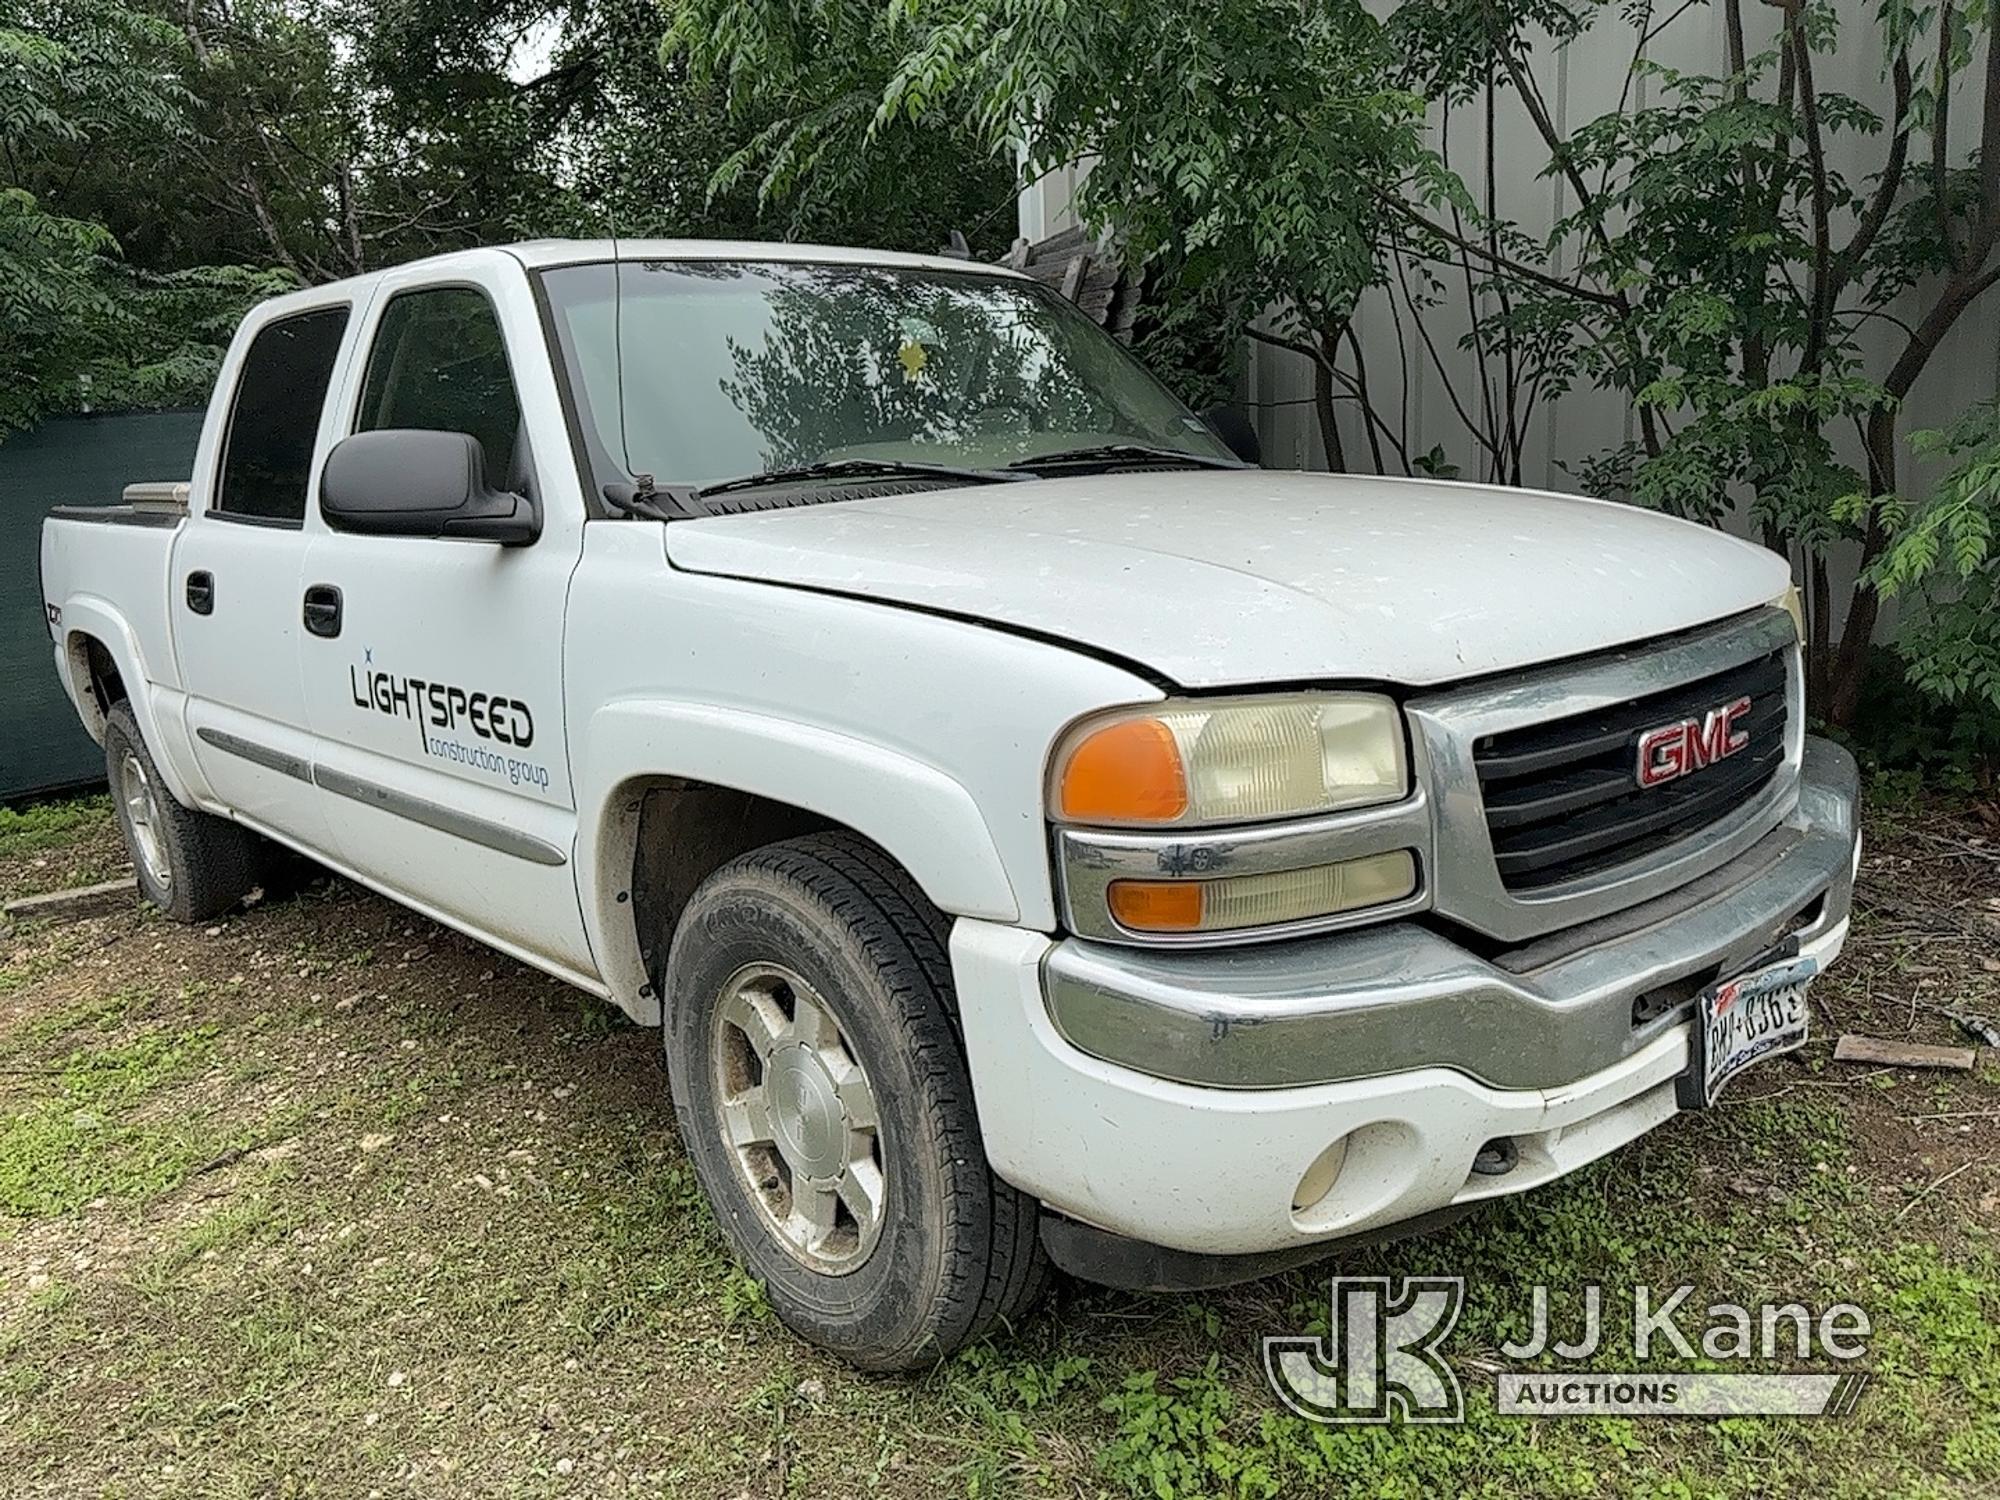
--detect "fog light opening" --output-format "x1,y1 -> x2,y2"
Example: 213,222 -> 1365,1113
1291,1137 -> 1351,1213
1470,1136 -> 1520,1178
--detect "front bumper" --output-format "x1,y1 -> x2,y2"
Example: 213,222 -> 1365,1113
950,737 -> 1859,1259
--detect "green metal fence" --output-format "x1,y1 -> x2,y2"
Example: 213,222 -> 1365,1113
1,410 -> 205,802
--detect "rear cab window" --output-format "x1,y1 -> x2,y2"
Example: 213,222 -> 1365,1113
212,306 -> 350,526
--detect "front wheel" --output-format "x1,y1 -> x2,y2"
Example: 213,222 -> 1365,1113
663,832 -> 1048,1370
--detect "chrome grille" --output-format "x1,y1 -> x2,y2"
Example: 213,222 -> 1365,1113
1473,649 -> 1789,891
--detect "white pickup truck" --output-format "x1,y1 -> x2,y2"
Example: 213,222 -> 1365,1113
40,241 -> 1859,1369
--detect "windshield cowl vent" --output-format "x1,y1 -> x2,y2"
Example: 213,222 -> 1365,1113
696,479 -> 958,517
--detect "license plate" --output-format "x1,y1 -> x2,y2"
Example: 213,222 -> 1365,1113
1679,953 -> 1817,1108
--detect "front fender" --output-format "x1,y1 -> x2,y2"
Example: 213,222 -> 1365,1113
575,698 -> 1021,1018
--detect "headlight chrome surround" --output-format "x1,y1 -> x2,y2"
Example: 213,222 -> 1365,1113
1049,693 -> 1433,946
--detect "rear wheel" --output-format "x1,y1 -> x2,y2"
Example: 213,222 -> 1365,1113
104,703 -> 261,923
663,832 -> 1049,1370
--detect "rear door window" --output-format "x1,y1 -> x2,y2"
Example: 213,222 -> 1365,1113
214,307 -> 350,524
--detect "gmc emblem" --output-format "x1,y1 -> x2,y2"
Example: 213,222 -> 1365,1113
1636,695 -> 1753,789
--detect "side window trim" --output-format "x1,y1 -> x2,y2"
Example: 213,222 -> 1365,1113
211,302 -> 352,527
206,510 -> 313,530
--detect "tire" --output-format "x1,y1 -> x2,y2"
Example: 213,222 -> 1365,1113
103,703 -> 261,924
663,832 -> 1049,1370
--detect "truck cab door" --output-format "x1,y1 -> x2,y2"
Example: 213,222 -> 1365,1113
175,302 -> 357,857
298,263 -> 595,984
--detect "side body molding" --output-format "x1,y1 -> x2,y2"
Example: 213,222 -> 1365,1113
577,698 -> 1021,1023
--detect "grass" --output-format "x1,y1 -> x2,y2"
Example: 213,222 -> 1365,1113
0,793 -> 125,902
0,795 -> 113,861
0,794 -> 1992,1496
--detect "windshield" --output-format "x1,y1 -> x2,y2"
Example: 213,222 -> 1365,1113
538,259 -> 1232,491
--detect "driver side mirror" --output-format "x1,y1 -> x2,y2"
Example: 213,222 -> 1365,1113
1200,403 -> 1263,467
320,429 -> 539,545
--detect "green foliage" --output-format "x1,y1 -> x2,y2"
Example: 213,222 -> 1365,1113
0,1020 -> 226,1216
1497,35 -> 1892,542
671,0 -> 2000,745
1849,399 -> 2000,715
1835,645 -> 2000,790
3,0 -> 1016,447
670,0 -> 1428,401
1398,0 -> 2000,734
1099,1357 -> 1279,1500
1386,0 -> 2000,731
0,193 -> 288,436
0,3 -> 290,436
0,794 -> 111,859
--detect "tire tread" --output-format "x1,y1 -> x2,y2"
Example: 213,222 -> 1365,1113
104,703 -> 259,923
669,830 -> 1050,1367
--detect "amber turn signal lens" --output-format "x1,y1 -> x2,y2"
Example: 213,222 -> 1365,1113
1106,852 -> 1418,935
1106,879 -> 1205,931
1057,717 -> 1188,823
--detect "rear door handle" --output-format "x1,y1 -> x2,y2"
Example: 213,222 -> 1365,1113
185,571 -> 214,616
302,584 -> 343,638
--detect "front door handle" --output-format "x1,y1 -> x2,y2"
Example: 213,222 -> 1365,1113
302,584 -> 343,639
185,571 -> 214,616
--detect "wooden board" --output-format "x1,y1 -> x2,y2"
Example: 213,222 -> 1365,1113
1833,1034 -> 1978,1071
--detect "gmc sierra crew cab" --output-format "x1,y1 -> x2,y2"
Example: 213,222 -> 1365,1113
39,241 -> 1860,1370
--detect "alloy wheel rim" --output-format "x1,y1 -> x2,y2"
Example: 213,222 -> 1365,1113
712,962 -> 885,1274
119,751 -> 170,894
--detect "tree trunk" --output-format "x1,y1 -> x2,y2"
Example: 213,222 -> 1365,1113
1808,549 -> 1832,710
1825,258 -> 2000,726
1313,358 -> 1346,472
1825,414 -> 1897,729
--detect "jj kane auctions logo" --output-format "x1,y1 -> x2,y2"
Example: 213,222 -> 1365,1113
1265,1277 -> 1872,1424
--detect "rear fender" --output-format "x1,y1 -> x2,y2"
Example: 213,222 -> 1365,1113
59,596 -> 208,807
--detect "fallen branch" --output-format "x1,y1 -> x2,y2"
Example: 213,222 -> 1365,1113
1895,1157 -> 1986,1222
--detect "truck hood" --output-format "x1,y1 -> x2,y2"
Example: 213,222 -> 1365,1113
663,470 -> 1790,689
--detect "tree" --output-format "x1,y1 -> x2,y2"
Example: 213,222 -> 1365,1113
3,0 -> 1012,443
1384,0 -> 2000,726
146,0 -> 1014,277
670,0 -> 2000,731
667,0 -> 1429,457
0,2 -> 290,437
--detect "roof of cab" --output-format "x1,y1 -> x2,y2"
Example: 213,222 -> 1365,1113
503,238 -> 1024,277
238,240 -> 1023,325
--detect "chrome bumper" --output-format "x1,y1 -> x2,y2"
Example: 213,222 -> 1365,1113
1042,736 -> 1859,1092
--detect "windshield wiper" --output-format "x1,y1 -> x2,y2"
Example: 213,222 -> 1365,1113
1006,443 -> 1242,473
695,457 -> 1028,500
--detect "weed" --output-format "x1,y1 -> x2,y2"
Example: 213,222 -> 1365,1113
719,1264 -> 772,1325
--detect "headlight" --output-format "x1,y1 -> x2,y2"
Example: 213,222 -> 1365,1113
1051,693 -> 1409,828
1775,583 -> 1804,643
